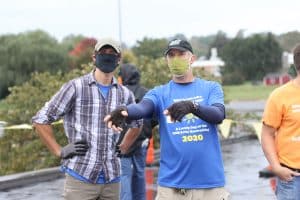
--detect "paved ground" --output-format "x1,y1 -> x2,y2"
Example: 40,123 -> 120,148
0,138 -> 276,200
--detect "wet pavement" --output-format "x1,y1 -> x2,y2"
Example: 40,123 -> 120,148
0,138 -> 276,200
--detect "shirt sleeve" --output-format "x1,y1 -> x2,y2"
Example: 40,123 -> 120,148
262,93 -> 282,129
208,82 -> 224,106
32,81 -> 76,124
126,89 -> 143,128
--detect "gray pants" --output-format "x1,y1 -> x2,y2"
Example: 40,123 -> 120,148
63,174 -> 120,200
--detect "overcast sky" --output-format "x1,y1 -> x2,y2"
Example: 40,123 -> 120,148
1,0 -> 299,46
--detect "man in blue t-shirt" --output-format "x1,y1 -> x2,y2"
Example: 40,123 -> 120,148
105,38 -> 230,200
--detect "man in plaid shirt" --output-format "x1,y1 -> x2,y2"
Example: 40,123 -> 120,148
32,38 -> 142,200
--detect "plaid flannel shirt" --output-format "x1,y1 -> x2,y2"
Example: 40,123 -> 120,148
32,71 -> 142,183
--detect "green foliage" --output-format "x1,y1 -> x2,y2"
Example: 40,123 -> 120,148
221,33 -> 282,83
132,37 -> 168,59
207,31 -> 230,58
0,30 -> 69,99
0,124 -> 67,175
222,71 -> 245,85
68,38 -> 97,69
122,50 -> 138,64
190,34 -> 221,57
192,68 -> 221,82
60,34 -> 85,52
136,56 -> 171,88
0,63 -> 94,125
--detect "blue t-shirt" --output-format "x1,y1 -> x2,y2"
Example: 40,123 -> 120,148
96,83 -> 112,100
61,166 -> 120,184
144,78 -> 225,189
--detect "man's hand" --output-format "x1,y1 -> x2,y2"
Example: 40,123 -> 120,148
104,106 -> 128,132
273,165 -> 300,182
164,101 -> 195,122
60,140 -> 89,159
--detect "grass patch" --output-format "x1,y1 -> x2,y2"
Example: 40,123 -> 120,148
223,82 -> 278,102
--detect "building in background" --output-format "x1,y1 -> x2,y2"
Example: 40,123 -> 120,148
263,52 -> 293,86
192,48 -> 225,77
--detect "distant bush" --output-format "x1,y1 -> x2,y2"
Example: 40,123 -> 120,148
0,63 -> 93,125
222,71 -> 245,85
0,124 -> 66,175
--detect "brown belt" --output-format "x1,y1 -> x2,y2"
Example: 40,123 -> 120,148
281,163 -> 300,173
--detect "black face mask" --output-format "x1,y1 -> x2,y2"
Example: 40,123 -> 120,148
95,54 -> 119,73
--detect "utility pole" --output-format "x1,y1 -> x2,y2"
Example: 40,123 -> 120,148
118,0 -> 122,45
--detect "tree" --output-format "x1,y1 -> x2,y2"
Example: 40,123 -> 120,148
221,33 -> 282,84
190,35 -> 216,57
0,30 -> 68,99
207,31 -> 230,58
132,37 -> 168,59
68,38 -> 97,68
276,31 -> 300,51
60,34 -> 85,52
0,64 -> 93,124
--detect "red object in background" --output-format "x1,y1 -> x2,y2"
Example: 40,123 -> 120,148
146,169 -> 154,200
69,38 -> 97,56
146,137 -> 155,199
146,138 -> 154,165
270,177 -> 276,192
281,74 -> 291,84
263,73 -> 292,86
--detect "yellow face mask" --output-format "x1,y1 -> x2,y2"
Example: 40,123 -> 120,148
168,57 -> 190,76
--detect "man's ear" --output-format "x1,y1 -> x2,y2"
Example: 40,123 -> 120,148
92,54 -> 96,62
190,55 -> 196,64
117,55 -> 122,64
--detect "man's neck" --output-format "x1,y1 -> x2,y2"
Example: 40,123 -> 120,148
94,69 -> 113,86
172,71 -> 194,83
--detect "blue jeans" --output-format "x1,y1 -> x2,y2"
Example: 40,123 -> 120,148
276,176 -> 300,200
120,146 -> 147,200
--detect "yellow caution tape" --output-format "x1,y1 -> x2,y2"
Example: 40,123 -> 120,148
5,124 -> 33,130
218,119 -> 233,139
2,119 -> 262,142
3,120 -> 63,130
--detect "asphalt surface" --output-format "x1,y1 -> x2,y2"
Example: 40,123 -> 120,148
0,138 -> 276,200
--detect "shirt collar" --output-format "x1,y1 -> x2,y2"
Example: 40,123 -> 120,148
87,69 -> 119,87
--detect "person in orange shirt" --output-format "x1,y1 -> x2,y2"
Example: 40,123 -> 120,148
261,43 -> 300,200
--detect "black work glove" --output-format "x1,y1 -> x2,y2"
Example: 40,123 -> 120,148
109,106 -> 128,127
167,101 -> 196,122
60,140 -> 89,159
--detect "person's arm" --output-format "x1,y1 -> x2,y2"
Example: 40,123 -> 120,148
261,123 -> 280,169
192,103 -> 225,124
104,99 -> 155,132
261,123 -> 300,181
164,101 -> 225,124
33,123 -> 89,159
118,127 -> 142,154
127,99 -> 155,119
33,123 -> 61,157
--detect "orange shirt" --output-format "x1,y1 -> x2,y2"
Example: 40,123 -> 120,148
263,81 -> 300,169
